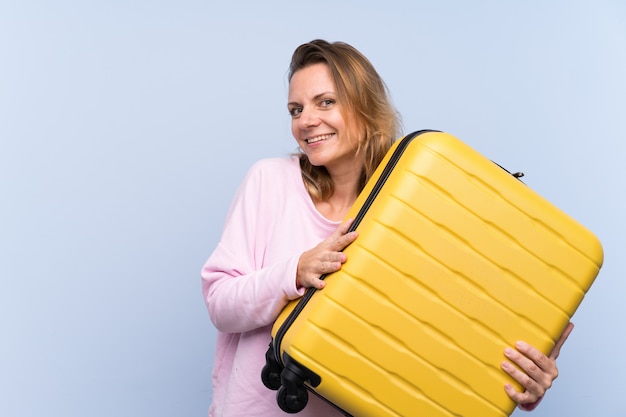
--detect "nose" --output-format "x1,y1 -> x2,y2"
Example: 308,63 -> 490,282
297,107 -> 320,130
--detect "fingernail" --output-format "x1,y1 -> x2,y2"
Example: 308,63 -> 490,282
516,341 -> 527,349
504,348 -> 514,356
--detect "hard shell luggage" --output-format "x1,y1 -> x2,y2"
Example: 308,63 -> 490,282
262,130 -> 604,417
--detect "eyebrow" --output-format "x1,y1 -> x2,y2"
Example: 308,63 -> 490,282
287,91 -> 336,108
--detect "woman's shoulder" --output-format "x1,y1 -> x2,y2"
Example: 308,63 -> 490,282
250,156 -> 299,171
234,155 -> 307,209
246,156 -> 300,181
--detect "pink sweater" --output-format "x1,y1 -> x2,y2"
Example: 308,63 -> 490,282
201,157 -> 346,417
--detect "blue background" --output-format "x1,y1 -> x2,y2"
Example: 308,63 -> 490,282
1,1 -> 624,416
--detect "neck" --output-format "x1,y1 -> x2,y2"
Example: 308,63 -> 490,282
315,168 -> 361,222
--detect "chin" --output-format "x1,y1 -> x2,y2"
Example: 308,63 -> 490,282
302,152 -> 326,167
306,159 -> 326,168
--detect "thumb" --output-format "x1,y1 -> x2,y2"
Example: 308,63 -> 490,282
550,322 -> 574,360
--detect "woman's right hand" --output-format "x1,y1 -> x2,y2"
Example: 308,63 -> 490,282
296,218 -> 358,290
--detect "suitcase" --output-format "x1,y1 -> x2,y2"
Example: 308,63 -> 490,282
262,130 -> 604,417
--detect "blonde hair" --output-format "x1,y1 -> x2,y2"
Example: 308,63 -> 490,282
289,39 -> 401,201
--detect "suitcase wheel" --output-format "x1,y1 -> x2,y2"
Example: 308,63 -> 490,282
276,385 -> 308,413
262,343 -> 283,390
261,362 -> 282,390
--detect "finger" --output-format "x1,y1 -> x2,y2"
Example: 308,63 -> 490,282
324,250 -> 347,264
503,381 -> 543,410
320,258 -> 344,274
314,259 -> 343,289
337,217 -> 355,234
549,322 -> 574,360
510,341 -> 555,375
503,380 -> 539,405
501,359 -> 545,405
333,218 -> 357,240
325,232 -> 356,252
501,354 -> 545,394
330,219 -> 352,241
309,277 -> 326,290
502,343 -> 556,399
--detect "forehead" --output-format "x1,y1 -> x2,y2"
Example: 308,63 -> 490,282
288,63 -> 336,101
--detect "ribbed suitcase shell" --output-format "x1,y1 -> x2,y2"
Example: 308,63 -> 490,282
266,130 -> 604,417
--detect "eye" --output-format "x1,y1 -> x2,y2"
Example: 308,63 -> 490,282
288,106 -> 303,118
319,98 -> 335,108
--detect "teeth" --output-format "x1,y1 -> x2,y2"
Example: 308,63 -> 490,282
306,134 -> 333,144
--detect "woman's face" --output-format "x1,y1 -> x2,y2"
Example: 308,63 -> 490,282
288,63 -> 361,173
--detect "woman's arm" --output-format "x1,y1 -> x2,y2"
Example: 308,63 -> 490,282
202,243 -> 303,334
201,162 -> 304,333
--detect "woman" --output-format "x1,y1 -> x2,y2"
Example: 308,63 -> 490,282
201,39 -> 571,417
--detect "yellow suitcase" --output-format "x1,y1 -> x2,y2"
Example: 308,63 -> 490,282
262,130 -> 604,417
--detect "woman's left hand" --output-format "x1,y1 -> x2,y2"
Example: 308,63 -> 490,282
501,322 -> 574,411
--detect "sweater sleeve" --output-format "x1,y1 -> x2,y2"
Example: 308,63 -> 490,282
201,161 -> 306,334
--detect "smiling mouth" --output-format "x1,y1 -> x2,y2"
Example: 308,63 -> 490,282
305,133 -> 334,144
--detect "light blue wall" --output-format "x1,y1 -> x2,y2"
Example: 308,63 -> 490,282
1,1 -> 624,416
